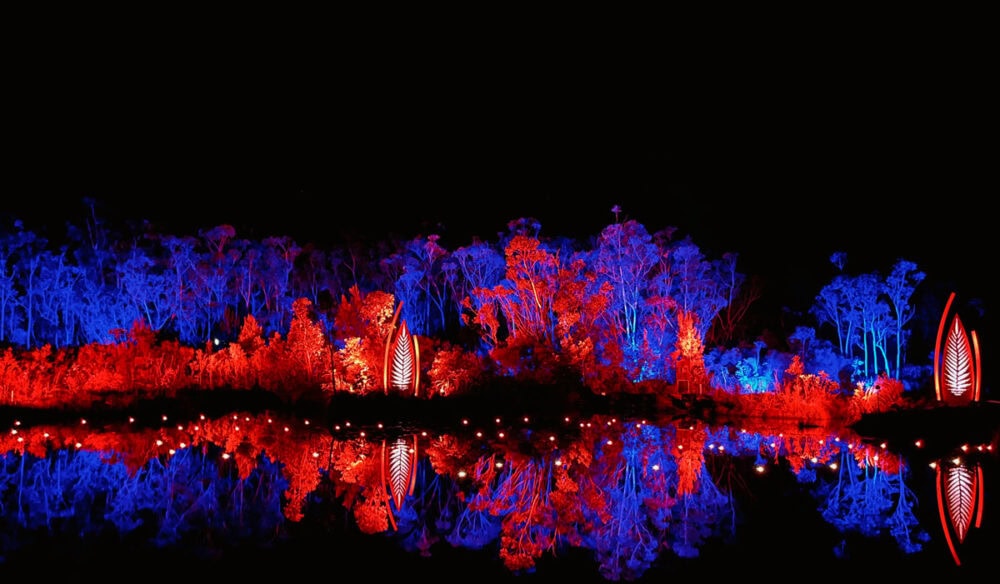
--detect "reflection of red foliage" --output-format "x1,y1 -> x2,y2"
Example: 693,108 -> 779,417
354,489 -> 391,534
674,426 -> 706,497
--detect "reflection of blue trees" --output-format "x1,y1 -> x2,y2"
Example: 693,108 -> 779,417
585,423 -> 674,580
0,446 -> 288,555
812,447 -> 927,554
446,498 -> 502,550
668,462 -> 733,559
392,458 -> 467,557
445,455 -> 502,550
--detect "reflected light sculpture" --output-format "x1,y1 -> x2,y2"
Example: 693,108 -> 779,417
381,435 -> 419,531
935,456 -> 985,566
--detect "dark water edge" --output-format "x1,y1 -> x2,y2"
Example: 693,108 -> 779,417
1,497 -> 990,582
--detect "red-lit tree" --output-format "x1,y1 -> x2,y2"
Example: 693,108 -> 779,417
331,285 -> 396,393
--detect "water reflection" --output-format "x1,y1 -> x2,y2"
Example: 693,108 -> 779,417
1,409 -> 996,579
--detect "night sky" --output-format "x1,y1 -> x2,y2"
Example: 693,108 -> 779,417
4,33 -> 993,338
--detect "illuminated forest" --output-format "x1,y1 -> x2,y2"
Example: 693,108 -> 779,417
0,201 -> 974,422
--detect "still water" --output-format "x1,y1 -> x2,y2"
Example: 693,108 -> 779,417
1,403 -> 997,581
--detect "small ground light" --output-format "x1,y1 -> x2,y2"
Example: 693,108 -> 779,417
915,439 -> 923,447
457,470 -> 467,478
755,465 -> 765,473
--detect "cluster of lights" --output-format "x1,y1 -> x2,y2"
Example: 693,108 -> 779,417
7,407 -> 995,510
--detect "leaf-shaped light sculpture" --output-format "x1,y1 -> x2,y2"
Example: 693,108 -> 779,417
391,320 -> 414,391
942,316 -> 974,402
933,292 -> 981,403
382,302 -> 420,396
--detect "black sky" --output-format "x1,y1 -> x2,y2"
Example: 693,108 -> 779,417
3,29 -> 994,330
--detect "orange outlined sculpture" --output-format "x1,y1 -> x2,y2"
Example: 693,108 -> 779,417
383,302 -> 420,396
933,292 -> 982,404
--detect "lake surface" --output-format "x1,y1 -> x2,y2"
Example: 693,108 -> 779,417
1,399 -> 998,581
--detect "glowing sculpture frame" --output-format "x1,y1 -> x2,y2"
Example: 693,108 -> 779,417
383,302 -> 420,397
933,292 -> 981,404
